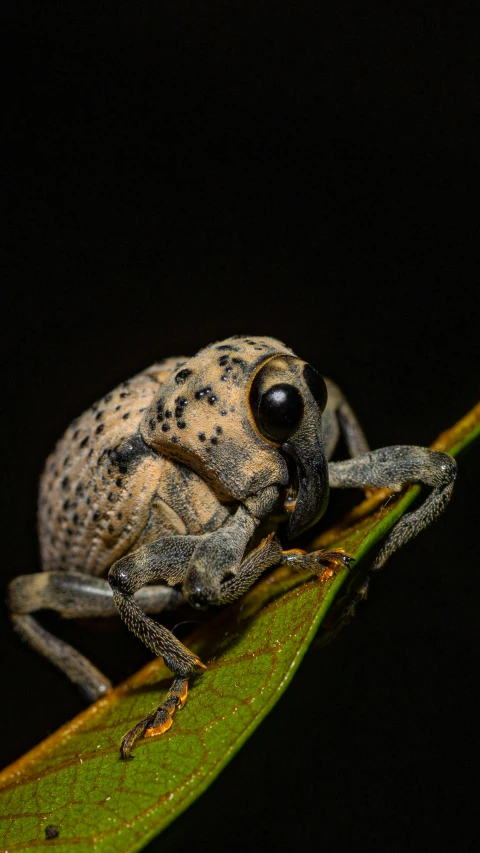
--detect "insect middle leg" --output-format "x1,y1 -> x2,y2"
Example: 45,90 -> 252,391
8,569 -> 187,701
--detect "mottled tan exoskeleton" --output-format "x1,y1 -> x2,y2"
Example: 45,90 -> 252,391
9,336 -> 457,756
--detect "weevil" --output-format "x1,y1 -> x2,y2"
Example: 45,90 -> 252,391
8,336 -> 457,757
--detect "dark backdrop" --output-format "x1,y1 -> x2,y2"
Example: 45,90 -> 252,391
3,3 -> 479,852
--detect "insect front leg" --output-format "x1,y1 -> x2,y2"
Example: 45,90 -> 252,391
112,493 -> 281,756
323,378 -> 370,459
328,446 -> 457,569
108,534 -> 208,757
278,547 -> 354,578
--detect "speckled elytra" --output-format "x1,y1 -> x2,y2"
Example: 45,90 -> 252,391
8,335 -> 456,756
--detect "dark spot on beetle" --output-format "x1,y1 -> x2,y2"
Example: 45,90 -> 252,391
175,368 -> 193,384
175,396 -> 188,407
221,375 -> 229,381
195,386 -> 212,400
175,407 -> 183,418
245,339 -> 257,345
47,506 -> 52,517
162,423 -> 171,432
230,405 -> 236,412
220,409 -> 227,416
198,432 -> 206,442
62,476 -> 70,490
73,430 -> 80,440
86,496 -> 91,505
216,426 -> 223,435
95,411 -> 104,421
123,412 -> 131,420
231,357 -> 245,365
218,355 -> 230,366
177,420 -> 186,429
156,413 -> 164,422
120,391 -> 130,398
104,393 -> 113,402
56,515 -> 62,524
108,524 -> 115,534
116,405 -> 122,412
73,513 -> 79,525
63,499 -> 69,511
87,448 -> 93,458
94,484 -> 98,492
210,436 -> 218,445
208,395 -> 217,405
76,482 -> 84,495
93,510 -> 101,521
216,344 -> 239,351
116,477 -> 123,487
138,407 -> 145,413
63,455 -> 70,466
64,540 -> 70,549
171,435 -> 179,442
117,511 -> 123,520
80,435 -> 89,448
108,492 -> 115,502
165,410 -> 172,418
122,380 -> 130,387
66,527 -> 73,536
254,346 -> 264,351
45,825 -> 59,840
108,433 -> 153,475
150,417 -> 156,429
96,424 -> 105,434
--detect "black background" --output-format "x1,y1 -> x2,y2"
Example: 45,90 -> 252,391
2,2 -> 479,852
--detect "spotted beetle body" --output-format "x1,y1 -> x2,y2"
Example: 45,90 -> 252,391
39,337 -> 299,577
10,335 -> 456,757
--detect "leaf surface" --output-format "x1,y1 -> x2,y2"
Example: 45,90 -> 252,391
0,403 -> 478,852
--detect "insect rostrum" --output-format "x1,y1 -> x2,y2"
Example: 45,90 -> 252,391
8,336 -> 456,757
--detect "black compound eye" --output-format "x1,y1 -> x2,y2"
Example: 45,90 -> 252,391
303,364 -> 328,412
256,383 -> 304,442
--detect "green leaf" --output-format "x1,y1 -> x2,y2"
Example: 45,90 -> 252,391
0,403 -> 478,852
